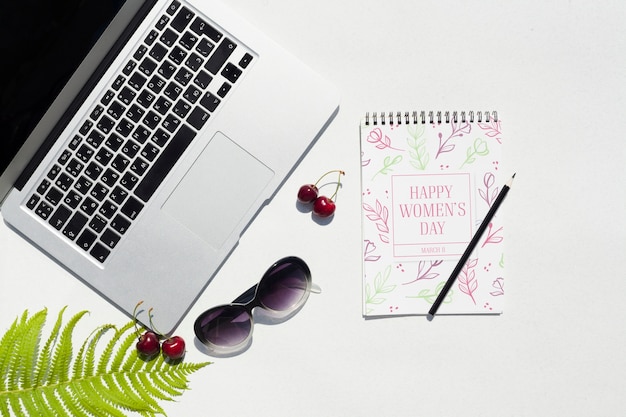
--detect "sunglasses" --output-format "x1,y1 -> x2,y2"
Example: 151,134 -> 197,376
194,256 -> 315,355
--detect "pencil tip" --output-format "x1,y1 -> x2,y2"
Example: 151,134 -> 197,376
512,173 -> 516,178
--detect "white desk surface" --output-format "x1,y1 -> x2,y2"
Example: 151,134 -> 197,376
2,0 -> 625,415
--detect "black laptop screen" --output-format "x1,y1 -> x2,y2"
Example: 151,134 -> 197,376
0,1 -> 127,177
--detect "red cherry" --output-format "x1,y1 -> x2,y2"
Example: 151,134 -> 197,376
312,196 -> 336,218
162,336 -> 186,360
136,331 -> 161,358
297,184 -> 318,203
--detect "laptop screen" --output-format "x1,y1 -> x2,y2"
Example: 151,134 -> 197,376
0,1 -> 130,179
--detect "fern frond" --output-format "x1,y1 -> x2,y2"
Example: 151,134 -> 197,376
0,308 -> 211,416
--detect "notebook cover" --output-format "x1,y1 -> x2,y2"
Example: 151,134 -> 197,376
360,111 -> 505,316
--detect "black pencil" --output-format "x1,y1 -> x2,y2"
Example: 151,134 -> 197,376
428,173 -> 515,318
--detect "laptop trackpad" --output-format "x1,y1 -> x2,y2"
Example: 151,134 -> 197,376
162,132 -> 274,250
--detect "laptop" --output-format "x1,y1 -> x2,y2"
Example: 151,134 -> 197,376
0,0 -> 339,334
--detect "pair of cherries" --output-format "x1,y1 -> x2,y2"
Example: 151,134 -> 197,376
297,170 -> 345,218
134,301 -> 185,361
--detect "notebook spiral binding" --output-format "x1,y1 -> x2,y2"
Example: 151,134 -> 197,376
364,110 -> 498,126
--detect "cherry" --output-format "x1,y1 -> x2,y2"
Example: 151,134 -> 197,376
312,196 -> 336,217
297,184 -> 318,203
162,336 -> 186,360
297,170 -> 344,218
136,331 -> 161,358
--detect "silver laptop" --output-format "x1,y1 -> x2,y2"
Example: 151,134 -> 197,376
0,0 -> 339,333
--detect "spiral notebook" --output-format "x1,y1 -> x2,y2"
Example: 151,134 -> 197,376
360,111 -> 506,316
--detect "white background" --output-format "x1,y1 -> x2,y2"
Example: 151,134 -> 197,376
2,0 -> 625,415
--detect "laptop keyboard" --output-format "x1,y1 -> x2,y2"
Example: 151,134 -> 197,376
24,0 -> 253,264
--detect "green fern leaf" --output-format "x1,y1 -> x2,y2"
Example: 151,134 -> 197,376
0,308 -> 211,417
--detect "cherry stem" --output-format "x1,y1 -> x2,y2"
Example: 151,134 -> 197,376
313,169 -> 345,187
132,301 -> 144,339
326,170 -> 345,201
148,307 -> 166,339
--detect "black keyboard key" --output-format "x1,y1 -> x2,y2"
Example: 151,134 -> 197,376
138,58 -> 158,76
205,38 -> 236,74
95,148 -> 114,166
130,158 -> 150,176
195,38 -> 214,57
149,43 -> 168,61
134,125 -> 196,202
97,116 -> 115,134
106,134 -> 125,152
101,168 -> 120,187
122,60 -> 136,76
217,82 -> 231,98
141,143 -> 160,162
200,92 -> 220,112
111,214 -> 131,235
239,53 -> 253,68
116,119 -> 135,138
147,75 -> 166,94
133,45 -> 148,61
37,179 -> 51,194
99,200 -> 118,219
190,17 -> 222,42
174,67 -> 194,86
156,14 -> 170,31
90,183 -> 109,202
121,196 -> 144,220
55,174 -> 73,192
89,214 -> 108,233
185,52 -> 204,71
74,176 -> 93,195
137,90 -> 156,108
118,87 -> 136,105
101,229 -> 121,249
84,162 -> 103,181
77,229 -> 97,251
111,154 -> 130,173
86,130 -> 105,148
173,100 -> 191,118
66,158 -> 84,177
158,60 -> 177,79
90,105 -> 105,120
90,243 -> 111,263
166,1 -> 181,15
126,104 -> 146,122
35,201 -> 54,220
63,212 -> 88,241
171,6 -> 195,32
164,82 -> 183,100
132,126 -> 150,144
222,63 -> 242,83
26,194 -> 40,210
153,97 -> 172,115
112,76 -> 126,91
49,205 -> 72,230
143,111 -> 162,129
80,197 -> 99,216
110,186 -> 129,204
58,149 -> 72,165
169,46 -> 187,65
160,28 -> 179,47
101,90 -> 115,105
145,29 -> 159,46
122,140 -> 141,159
120,172 -> 139,191
64,191 -> 82,209
129,72 -> 147,90
187,107 -> 210,130
45,187 -> 63,206
194,70 -> 212,89
162,114 -> 181,133
179,31 -> 198,49
79,120 -> 93,135
183,85 -> 202,104
76,144 -> 95,163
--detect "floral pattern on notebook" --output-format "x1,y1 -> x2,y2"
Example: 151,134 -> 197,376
360,113 -> 505,315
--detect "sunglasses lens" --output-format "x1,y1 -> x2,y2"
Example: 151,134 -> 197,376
194,305 -> 252,350
257,258 -> 311,312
